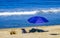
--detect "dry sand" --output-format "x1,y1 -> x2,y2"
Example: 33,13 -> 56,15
0,25 -> 60,38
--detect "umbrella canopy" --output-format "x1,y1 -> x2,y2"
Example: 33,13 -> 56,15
28,16 -> 48,24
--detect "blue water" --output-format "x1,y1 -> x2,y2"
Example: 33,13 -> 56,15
0,0 -> 60,28
0,12 -> 60,28
0,0 -> 60,9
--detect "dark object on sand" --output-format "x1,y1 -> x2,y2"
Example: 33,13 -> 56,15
29,28 -> 48,33
50,33 -> 59,35
29,28 -> 37,33
36,29 -> 48,32
28,16 -> 48,24
10,31 -> 16,35
21,29 -> 27,33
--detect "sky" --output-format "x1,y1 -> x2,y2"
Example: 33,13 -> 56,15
0,0 -> 60,9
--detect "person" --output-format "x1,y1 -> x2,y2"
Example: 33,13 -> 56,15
21,29 -> 27,33
29,28 -> 37,33
29,28 -> 48,33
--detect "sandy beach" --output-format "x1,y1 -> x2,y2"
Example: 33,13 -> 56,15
0,25 -> 60,38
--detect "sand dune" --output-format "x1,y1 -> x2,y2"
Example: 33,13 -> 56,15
0,25 -> 60,38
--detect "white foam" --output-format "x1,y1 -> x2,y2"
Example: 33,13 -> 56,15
0,8 -> 60,16
41,8 -> 60,13
0,11 -> 37,16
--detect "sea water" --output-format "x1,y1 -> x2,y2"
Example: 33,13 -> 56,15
0,10 -> 60,28
0,0 -> 60,28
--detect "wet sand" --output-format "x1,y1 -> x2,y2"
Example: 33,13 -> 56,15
0,25 -> 60,38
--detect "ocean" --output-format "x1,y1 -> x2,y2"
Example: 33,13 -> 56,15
0,0 -> 60,28
0,11 -> 60,28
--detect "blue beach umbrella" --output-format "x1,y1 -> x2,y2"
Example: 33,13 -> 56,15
28,16 -> 48,24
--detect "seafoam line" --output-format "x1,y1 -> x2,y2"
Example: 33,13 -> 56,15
41,8 -> 60,13
0,8 -> 60,16
0,11 -> 37,16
